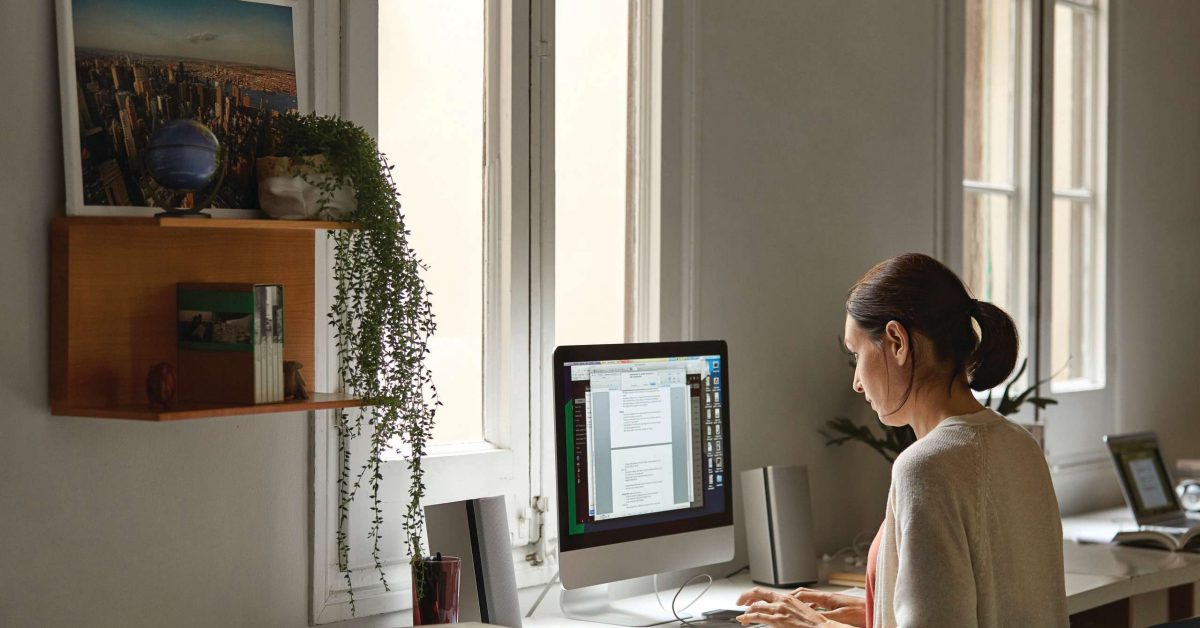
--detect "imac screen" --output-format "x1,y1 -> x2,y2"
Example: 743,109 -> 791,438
555,341 -> 732,551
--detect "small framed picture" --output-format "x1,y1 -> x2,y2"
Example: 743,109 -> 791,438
55,0 -> 308,216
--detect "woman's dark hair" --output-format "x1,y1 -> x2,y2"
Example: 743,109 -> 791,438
845,253 -> 1019,405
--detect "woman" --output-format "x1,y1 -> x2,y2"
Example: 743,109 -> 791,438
738,253 -> 1067,627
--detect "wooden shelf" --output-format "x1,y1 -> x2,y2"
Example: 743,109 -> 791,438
50,215 -> 359,421
51,392 -> 360,421
60,216 -> 357,231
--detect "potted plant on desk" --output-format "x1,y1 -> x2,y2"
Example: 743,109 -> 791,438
271,113 -> 440,614
820,358 -> 1058,462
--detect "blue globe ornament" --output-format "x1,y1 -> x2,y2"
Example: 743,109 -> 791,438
144,119 -> 220,190
143,119 -> 225,217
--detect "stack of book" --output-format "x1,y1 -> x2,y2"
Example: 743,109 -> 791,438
827,570 -> 868,588
177,283 -> 284,405
1111,527 -> 1200,552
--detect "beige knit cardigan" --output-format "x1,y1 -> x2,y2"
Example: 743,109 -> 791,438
872,409 -> 1069,628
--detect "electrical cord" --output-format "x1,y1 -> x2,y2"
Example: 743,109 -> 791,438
524,570 -> 559,618
821,528 -> 872,571
723,564 -> 749,579
653,572 -> 714,627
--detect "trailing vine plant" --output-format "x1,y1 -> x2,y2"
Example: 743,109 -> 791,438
273,113 -> 439,613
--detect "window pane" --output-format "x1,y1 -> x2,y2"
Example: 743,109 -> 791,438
963,190 -> 1030,377
1053,4 -> 1096,191
964,0 -> 1017,185
378,1 -> 484,443
1050,198 -> 1102,384
554,1 -> 628,346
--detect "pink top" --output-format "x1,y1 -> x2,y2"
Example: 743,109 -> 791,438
864,522 -> 883,628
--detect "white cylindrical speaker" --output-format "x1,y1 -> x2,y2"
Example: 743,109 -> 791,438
741,465 -> 818,587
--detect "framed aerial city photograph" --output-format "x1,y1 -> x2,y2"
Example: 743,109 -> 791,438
55,0 -> 303,216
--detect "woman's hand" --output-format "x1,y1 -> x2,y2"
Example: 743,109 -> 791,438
788,588 -> 866,627
735,586 -> 857,627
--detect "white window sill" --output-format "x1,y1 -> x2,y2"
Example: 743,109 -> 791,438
380,439 -> 506,463
1049,377 -> 1106,395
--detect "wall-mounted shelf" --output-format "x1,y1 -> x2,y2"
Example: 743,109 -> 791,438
51,392 -> 360,421
62,215 -> 357,231
50,216 -> 358,421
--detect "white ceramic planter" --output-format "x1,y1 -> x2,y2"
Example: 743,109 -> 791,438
256,155 -> 356,220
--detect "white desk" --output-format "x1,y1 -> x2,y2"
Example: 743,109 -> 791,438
1062,508 -> 1200,627
522,574 -> 850,627
521,570 -> 1178,627
1065,571 -> 1132,615
519,510 -> 1200,627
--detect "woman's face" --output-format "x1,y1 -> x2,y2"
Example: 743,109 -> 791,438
844,315 -> 910,427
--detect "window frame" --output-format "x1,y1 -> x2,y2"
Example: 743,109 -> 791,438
1047,0 -> 1106,393
1035,0 -> 1113,476
310,0 -> 695,620
962,0 -> 1035,392
954,0 -> 1112,478
311,0 -> 546,622
537,0 -> 702,585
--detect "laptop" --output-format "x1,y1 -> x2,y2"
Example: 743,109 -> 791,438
1104,432 -> 1200,533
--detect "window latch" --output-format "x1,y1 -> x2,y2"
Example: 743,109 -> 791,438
523,495 -> 549,566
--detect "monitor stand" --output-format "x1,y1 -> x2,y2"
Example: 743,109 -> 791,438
560,583 -> 692,626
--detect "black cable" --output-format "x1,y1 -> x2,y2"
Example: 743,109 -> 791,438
669,573 -> 714,627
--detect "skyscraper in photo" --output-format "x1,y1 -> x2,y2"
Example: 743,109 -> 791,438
98,159 -> 130,206
119,109 -> 138,167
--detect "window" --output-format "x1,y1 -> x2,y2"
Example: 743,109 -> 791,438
1049,0 -> 1105,389
311,2 -> 536,622
555,0 -> 629,346
312,0 -> 681,621
961,0 -> 1109,463
377,1 -> 485,444
963,0 -> 1032,387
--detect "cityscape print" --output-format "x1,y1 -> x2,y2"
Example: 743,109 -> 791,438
69,0 -> 298,210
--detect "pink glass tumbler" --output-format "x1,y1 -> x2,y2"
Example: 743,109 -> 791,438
412,553 -> 461,625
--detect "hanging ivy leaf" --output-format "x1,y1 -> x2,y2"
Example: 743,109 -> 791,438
274,113 -> 439,613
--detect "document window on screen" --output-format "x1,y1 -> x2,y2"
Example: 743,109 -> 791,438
569,356 -> 723,529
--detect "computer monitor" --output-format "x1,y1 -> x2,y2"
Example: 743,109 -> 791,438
553,340 -> 735,626
1104,431 -> 1187,525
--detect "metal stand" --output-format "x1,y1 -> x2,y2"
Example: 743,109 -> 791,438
151,147 -> 226,219
154,209 -> 213,218
559,584 -> 690,626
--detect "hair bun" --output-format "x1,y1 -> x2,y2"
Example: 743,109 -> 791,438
967,300 -> 1020,391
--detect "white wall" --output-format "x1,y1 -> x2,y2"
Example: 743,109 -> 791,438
4,0 -> 944,618
1110,1 -> 1200,464
4,0 -> 1200,625
0,3 -> 319,627
693,0 -> 946,560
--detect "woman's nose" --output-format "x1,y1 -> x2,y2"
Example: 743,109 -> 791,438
852,377 -> 863,394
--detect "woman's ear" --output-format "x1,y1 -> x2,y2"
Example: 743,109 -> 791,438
884,320 -> 909,366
